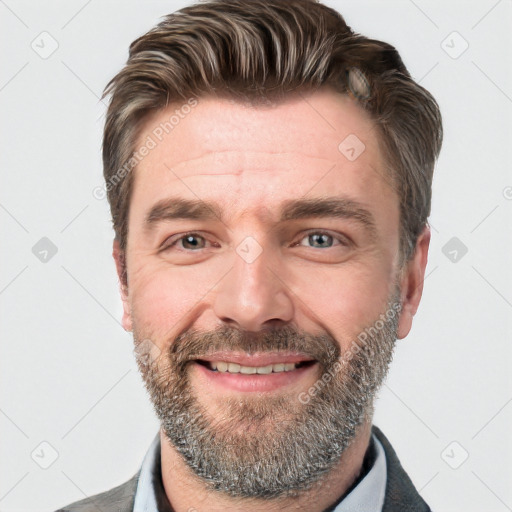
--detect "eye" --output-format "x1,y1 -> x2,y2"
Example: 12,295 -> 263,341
161,232 -> 210,251
296,231 -> 349,249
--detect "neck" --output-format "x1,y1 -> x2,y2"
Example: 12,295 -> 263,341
160,420 -> 373,512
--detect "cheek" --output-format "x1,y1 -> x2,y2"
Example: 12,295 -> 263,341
292,262 -> 393,350
128,262 -> 222,339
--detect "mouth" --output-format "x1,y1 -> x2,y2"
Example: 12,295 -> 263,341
196,359 -> 316,374
192,356 -> 319,393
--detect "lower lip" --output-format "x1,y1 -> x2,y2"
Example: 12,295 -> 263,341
193,361 -> 319,393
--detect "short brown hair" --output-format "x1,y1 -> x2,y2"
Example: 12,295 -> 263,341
102,0 -> 442,282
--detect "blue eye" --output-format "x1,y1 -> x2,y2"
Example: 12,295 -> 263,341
161,230 -> 349,254
298,231 -> 347,249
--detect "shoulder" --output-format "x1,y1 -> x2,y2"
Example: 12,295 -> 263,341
54,470 -> 141,512
372,425 -> 432,512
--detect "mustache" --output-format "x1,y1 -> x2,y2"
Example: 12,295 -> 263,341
167,324 -> 341,370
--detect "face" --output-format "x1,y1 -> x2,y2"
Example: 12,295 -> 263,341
114,88 -> 427,498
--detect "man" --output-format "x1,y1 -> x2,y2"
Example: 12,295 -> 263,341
57,0 -> 442,510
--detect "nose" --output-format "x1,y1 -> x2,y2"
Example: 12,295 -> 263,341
212,242 -> 294,332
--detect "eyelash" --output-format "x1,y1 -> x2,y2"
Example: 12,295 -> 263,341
161,230 -> 350,252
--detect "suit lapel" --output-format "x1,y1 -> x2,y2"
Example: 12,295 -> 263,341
372,425 -> 431,512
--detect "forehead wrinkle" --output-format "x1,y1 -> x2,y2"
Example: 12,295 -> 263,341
150,149 -> 335,177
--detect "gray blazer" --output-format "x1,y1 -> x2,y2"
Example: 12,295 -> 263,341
55,425 -> 431,512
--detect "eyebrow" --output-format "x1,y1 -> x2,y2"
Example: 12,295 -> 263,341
144,196 -> 378,240
280,197 -> 378,240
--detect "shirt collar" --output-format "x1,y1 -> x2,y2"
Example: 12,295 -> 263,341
133,430 -> 387,512
133,433 -> 160,512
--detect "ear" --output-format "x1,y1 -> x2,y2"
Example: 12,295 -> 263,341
113,238 -> 132,332
397,225 -> 431,340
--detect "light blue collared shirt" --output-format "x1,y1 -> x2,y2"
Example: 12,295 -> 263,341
133,430 -> 387,512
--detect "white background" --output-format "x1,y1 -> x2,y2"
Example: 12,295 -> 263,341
0,1 -> 511,511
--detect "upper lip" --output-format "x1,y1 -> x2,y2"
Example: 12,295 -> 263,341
195,352 -> 316,367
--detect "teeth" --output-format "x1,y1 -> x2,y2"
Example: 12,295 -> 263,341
209,361 -> 299,373
228,363 -> 240,373
256,364 -> 272,375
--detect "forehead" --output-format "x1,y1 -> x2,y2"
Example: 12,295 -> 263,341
130,88 -> 397,223
139,90 -> 379,165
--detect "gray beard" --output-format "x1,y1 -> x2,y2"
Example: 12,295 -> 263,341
133,285 -> 401,500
